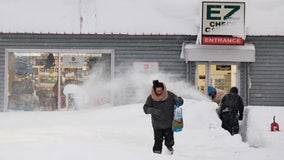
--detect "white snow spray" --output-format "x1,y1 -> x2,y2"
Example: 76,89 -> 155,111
66,63 -> 209,109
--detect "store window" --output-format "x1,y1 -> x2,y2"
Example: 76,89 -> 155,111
7,51 -> 112,111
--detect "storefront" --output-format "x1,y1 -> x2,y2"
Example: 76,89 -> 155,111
0,1 -> 283,111
5,49 -> 114,111
0,34 -> 283,110
180,2 -> 255,99
181,43 -> 255,93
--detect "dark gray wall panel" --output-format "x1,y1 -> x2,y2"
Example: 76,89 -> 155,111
0,34 -> 284,109
247,36 -> 284,106
0,33 -> 195,111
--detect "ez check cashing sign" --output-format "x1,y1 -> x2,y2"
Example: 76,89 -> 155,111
201,2 -> 245,45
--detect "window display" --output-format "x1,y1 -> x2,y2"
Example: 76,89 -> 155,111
7,52 -> 111,111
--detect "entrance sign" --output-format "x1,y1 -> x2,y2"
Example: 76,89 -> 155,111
201,2 -> 245,45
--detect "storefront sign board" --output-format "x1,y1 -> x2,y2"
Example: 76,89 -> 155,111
201,1 -> 245,45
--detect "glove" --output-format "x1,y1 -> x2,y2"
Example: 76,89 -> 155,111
239,113 -> 243,120
174,96 -> 184,106
174,102 -> 180,108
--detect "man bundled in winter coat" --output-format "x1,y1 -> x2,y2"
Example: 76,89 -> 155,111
220,87 -> 244,135
143,80 -> 183,154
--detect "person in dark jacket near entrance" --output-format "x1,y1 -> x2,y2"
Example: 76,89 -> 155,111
143,80 -> 183,154
220,87 -> 244,135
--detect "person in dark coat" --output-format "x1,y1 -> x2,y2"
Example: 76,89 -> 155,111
220,87 -> 244,135
143,80 -> 183,154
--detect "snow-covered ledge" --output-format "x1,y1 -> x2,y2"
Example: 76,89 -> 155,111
180,43 -> 255,62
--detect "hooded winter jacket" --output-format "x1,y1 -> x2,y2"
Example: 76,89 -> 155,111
143,90 -> 183,129
220,91 -> 244,119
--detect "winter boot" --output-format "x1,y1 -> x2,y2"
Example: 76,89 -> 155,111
231,126 -> 239,135
153,150 -> 162,154
167,147 -> 174,155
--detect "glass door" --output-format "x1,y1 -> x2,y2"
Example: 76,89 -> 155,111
197,63 -> 238,95
210,64 -> 237,93
197,64 -> 207,94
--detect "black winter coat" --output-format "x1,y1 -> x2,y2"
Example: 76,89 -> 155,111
220,92 -> 244,119
143,91 -> 183,129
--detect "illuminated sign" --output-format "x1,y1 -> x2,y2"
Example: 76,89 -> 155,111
201,2 -> 245,45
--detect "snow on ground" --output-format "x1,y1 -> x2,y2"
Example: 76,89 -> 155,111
1,68 -> 283,160
246,106 -> 284,148
0,99 -> 283,160
1,68 -> 284,159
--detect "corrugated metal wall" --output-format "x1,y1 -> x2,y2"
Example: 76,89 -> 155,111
247,36 -> 284,106
0,33 -> 194,110
239,62 -> 248,105
111,35 -> 195,77
0,40 -> 5,111
0,34 -> 283,109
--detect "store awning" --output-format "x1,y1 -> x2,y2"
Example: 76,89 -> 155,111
180,43 -> 255,62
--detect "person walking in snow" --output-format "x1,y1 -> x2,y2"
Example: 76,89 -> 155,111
143,80 -> 183,154
219,87 -> 244,135
207,86 -> 227,118
207,86 -> 226,105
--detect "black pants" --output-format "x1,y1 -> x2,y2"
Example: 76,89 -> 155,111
221,112 -> 239,135
153,128 -> 174,152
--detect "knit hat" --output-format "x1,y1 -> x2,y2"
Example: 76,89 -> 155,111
153,80 -> 164,89
230,87 -> 238,94
207,86 -> 216,95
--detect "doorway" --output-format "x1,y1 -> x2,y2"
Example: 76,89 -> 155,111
197,63 -> 238,94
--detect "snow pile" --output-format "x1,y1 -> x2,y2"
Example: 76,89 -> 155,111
1,53 -> 284,159
1,99 -> 284,159
246,106 -> 284,148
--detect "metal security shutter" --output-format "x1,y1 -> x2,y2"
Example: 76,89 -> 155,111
247,36 -> 284,106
